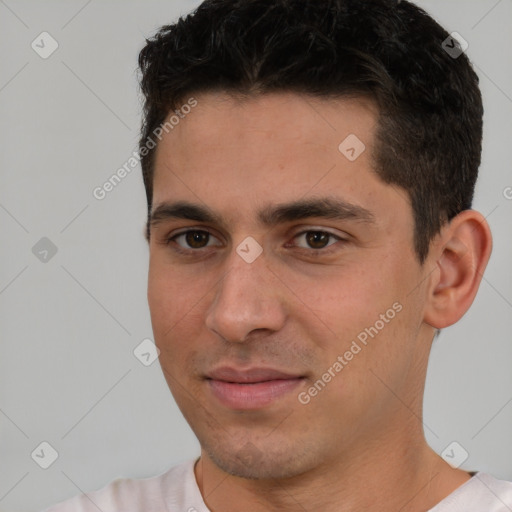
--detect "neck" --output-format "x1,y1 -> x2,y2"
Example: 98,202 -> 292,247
194,423 -> 472,512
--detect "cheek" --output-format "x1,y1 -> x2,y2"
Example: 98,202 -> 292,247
283,264 -> 392,341
147,258 -> 210,363
293,259 -> 418,377
148,253 -> 196,319
148,262 -> 188,345
148,264 -> 172,333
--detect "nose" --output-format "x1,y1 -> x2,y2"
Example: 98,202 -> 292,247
204,246 -> 287,343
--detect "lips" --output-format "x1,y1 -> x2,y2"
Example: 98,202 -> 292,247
206,366 -> 305,409
207,366 -> 302,383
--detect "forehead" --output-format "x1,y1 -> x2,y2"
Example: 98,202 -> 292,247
158,91 -> 378,152
150,91 -> 405,228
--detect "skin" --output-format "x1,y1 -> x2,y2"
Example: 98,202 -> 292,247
147,92 -> 492,512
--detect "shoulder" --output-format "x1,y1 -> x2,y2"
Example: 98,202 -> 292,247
41,459 -> 206,512
430,472 -> 512,511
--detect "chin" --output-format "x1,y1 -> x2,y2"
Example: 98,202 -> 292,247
203,437 -> 317,480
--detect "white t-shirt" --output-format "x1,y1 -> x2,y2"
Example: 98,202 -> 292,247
42,459 -> 512,512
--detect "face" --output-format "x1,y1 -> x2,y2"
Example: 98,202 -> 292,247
147,92 -> 434,479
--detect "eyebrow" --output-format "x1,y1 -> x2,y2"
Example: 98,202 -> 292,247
149,197 -> 375,232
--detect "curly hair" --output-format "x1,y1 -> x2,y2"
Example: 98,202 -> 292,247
138,0 -> 483,263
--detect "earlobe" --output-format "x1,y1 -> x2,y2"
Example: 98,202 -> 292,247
423,210 -> 492,329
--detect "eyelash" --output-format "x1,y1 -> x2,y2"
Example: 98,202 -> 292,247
165,229 -> 346,256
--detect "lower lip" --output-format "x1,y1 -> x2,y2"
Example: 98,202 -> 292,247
208,378 -> 304,410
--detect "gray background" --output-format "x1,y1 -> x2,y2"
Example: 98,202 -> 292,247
0,1 -> 511,511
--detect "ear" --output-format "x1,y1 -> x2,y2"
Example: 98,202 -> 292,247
423,210 -> 493,329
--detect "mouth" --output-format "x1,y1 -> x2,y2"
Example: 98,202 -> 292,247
205,367 -> 306,410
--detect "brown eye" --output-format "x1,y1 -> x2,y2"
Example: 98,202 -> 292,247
168,229 -> 222,252
293,230 -> 340,251
184,230 -> 210,248
305,231 -> 331,249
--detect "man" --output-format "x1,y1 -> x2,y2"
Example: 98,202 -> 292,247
44,0 -> 512,510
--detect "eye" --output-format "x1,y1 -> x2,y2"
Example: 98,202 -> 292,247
289,230 -> 345,252
165,228 -> 346,255
167,229 -> 221,252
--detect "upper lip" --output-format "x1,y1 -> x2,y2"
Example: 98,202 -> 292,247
206,367 -> 303,383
